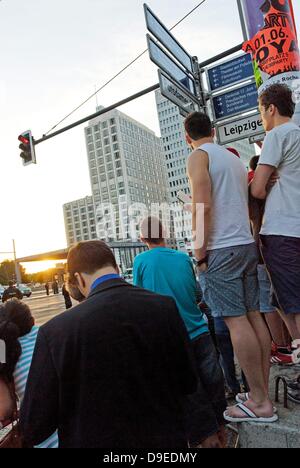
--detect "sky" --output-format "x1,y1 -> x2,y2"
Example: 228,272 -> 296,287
1,0 -> 300,269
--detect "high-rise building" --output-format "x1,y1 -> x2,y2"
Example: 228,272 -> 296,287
226,138 -> 256,167
63,196 -> 96,246
85,107 -> 169,242
155,91 -> 256,243
64,106 -> 169,251
155,91 -> 193,242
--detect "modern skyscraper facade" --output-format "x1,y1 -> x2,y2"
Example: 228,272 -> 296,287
63,106 -> 169,250
63,196 -> 96,246
155,90 -> 193,242
155,90 -> 256,243
85,107 -> 169,242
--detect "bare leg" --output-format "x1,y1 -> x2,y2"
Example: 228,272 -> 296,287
277,311 -> 300,341
294,315 -> 300,339
247,312 -> 271,391
265,310 -> 289,347
224,315 -> 273,418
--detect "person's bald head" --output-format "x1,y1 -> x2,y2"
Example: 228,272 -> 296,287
140,216 -> 165,247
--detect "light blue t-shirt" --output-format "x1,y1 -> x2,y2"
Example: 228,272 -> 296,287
14,326 -> 58,448
133,248 -> 208,340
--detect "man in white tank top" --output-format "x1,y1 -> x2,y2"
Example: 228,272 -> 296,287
185,112 -> 277,424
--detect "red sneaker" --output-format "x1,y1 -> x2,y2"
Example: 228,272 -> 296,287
271,350 -> 294,366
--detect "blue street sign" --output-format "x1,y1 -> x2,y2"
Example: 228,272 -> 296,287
212,82 -> 258,121
208,54 -> 254,92
147,35 -> 196,96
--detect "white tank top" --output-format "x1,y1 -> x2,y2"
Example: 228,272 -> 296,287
198,143 -> 254,251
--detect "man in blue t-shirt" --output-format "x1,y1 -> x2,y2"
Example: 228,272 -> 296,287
134,216 -> 227,449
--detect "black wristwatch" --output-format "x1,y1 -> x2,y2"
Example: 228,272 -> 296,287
196,256 -> 208,267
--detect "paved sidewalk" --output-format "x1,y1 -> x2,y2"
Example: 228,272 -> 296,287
238,364 -> 300,448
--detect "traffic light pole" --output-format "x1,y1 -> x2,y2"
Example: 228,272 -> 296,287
31,43 -> 243,147
34,84 -> 160,146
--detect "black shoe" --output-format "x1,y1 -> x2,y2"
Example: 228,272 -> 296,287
287,375 -> 300,391
287,389 -> 300,404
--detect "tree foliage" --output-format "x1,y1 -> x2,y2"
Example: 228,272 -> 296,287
0,260 -> 29,285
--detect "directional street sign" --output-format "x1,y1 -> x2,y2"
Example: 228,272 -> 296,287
159,70 -> 200,117
215,112 -> 265,145
212,82 -> 258,122
249,133 -> 265,145
144,3 -> 202,116
207,53 -> 254,93
147,35 -> 196,96
144,4 -> 194,75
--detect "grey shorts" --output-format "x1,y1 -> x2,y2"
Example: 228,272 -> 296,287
203,243 -> 259,318
257,264 -> 276,314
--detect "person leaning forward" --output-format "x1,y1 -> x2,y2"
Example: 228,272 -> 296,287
20,241 -> 197,449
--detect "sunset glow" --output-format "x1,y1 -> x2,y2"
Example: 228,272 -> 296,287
21,260 -> 64,274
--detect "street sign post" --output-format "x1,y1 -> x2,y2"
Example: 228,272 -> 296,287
144,3 -> 203,115
147,35 -> 196,96
215,111 -> 264,145
207,53 -> 254,93
159,70 -> 200,116
144,4 -> 194,75
212,81 -> 258,121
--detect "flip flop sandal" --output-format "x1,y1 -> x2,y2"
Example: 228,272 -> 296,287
235,393 -> 278,413
224,403 -> 278,424
235,392 -> 250,404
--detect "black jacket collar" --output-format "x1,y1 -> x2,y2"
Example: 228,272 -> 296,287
88,278 -> 132,299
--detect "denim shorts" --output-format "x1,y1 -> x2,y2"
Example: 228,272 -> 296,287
261,235 -> 300,315
257,264 -> 276,314
203,243 -> 259,318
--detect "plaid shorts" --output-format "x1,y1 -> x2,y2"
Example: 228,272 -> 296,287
203,243 -> 259,318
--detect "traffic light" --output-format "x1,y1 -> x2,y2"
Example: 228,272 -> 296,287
18,130 -> 36,166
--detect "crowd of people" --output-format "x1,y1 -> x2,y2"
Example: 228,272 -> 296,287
0,83 -> 299,448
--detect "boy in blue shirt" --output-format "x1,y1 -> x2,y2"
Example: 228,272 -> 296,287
134,217 -> 227,449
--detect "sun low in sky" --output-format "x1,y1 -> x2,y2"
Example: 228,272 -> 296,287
21,260 -> 63,275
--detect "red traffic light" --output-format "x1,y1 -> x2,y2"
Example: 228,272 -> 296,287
18,130 -> 36,166
18,135 -> 30,145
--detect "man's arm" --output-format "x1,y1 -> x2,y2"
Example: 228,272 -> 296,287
251,164 -> 277,199
20,328 -> 59,447
251,129 -> 283,199
187,150 -> 212,260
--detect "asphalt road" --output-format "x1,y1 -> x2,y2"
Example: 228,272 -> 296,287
23,290 -> 71,326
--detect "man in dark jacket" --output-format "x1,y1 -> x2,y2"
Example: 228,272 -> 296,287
2,281 -> 23,303
20,241 -> 197,449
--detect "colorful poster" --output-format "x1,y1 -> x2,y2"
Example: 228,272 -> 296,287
240,0 -> 300,124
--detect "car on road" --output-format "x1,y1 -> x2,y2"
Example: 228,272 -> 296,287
17,284 -> 32,298
123,268 -> 133,285
0,285 -> 6,301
